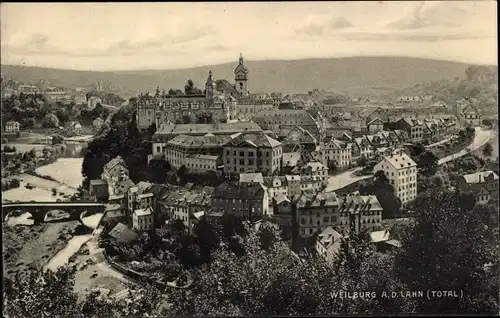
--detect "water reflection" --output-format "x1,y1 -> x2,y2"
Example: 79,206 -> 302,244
5,212 -> 34,226
59,142 -> 87,158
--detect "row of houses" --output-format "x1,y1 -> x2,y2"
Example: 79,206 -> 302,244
92,153 -> 388,245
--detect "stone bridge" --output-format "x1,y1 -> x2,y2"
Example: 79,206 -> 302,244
2,201 -> 106,224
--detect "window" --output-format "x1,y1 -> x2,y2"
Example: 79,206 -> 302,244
239,151 -> 244,157
240,159 -> 244,165
323,217 -> 329,223
248,159 -> 254,165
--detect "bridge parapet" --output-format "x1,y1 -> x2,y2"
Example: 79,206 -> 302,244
3,201 -> 106,224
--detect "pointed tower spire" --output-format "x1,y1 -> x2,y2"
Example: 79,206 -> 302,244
239,53 -> 244,64
205,70 -> 214,99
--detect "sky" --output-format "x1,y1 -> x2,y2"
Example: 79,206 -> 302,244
1,1 -> 497,71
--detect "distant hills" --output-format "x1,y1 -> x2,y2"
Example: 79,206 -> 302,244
1,57 -> 491,99
393,65 -> 498,116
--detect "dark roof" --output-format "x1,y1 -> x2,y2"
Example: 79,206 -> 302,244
213,182 -> 266,200
155,122 -> 262,136
215,79 -> 239,95
108,223 -> 139,244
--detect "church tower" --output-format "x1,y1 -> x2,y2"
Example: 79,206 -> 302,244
205,70 -> 216,99
234,53 -> 248,97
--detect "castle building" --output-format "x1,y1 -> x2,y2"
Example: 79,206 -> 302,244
136,55 -> 250,132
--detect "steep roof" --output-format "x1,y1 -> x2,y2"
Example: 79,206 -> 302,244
155,122 -> 262,136
225,132 -> 282,148
109,223 -> 139,244
285,126 -> 317,144
239,172 -> 264,184
379,152 -> 417,170
273,192 -> 291,205
213,182 -> 266,200
297,191 -> 339,208
283,152 -> 301,167
166,134 -> 233,149
317,227 -> 343,251
134,207 -> 153,217
103,156 -> 127,172
338,195 -> 382,212
253,109 -> 317,126
462,170 -> 499,184
370,230 -> 391,243
215,79 -> 239,96
302,161 -> 328,171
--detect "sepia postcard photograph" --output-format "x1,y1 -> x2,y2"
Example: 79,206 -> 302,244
1,1 -> 498,317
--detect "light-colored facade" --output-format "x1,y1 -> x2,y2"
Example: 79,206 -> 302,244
373,152 -> 418,204
323,138 -> 352,169
158,188 -> 212,228
262,175 -> 288,200
4,121 -> 20,132
316,227 -> 343,266
157,134 -> 230,169
185,154 -> 219,172
74,93 -> 87,105
458,170 -> 499,205
88,96 -> 102,110
104,204 -> 126,219
461,106 -> 481,126
127,181 -> 154,214
237,99 -> 275,119
18,85 -> 40,95
222,132 -> 283,176
132,207 -> 154,231
300,161 -> 328,185
366,117 -> 385,133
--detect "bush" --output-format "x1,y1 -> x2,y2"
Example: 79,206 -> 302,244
43,114 -> 60,128
52,134 -> 64,145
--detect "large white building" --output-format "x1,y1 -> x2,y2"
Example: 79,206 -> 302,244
223,132 -> 283,176
159,134 -> 231,169
373,151 -> 418,204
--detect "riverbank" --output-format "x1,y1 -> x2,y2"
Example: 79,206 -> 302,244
71,234 -> 131,302
3,221 -> 80,279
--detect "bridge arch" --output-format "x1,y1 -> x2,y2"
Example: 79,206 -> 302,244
2,201 -> 107,225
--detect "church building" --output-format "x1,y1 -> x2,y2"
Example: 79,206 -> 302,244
136,54 -> 250,131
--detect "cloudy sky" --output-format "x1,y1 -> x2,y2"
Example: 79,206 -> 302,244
1,1 -> 497,71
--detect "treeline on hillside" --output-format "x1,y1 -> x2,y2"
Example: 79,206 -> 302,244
81,105 -> 153,188
393,65 -> 498,115
86,91 -> 125,106
4,188 -> 498,316
1,93 -> 108,129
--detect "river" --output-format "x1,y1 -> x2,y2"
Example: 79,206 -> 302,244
3,139 -> 106,271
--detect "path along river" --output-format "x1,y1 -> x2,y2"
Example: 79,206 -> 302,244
3,140 -> 105,270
